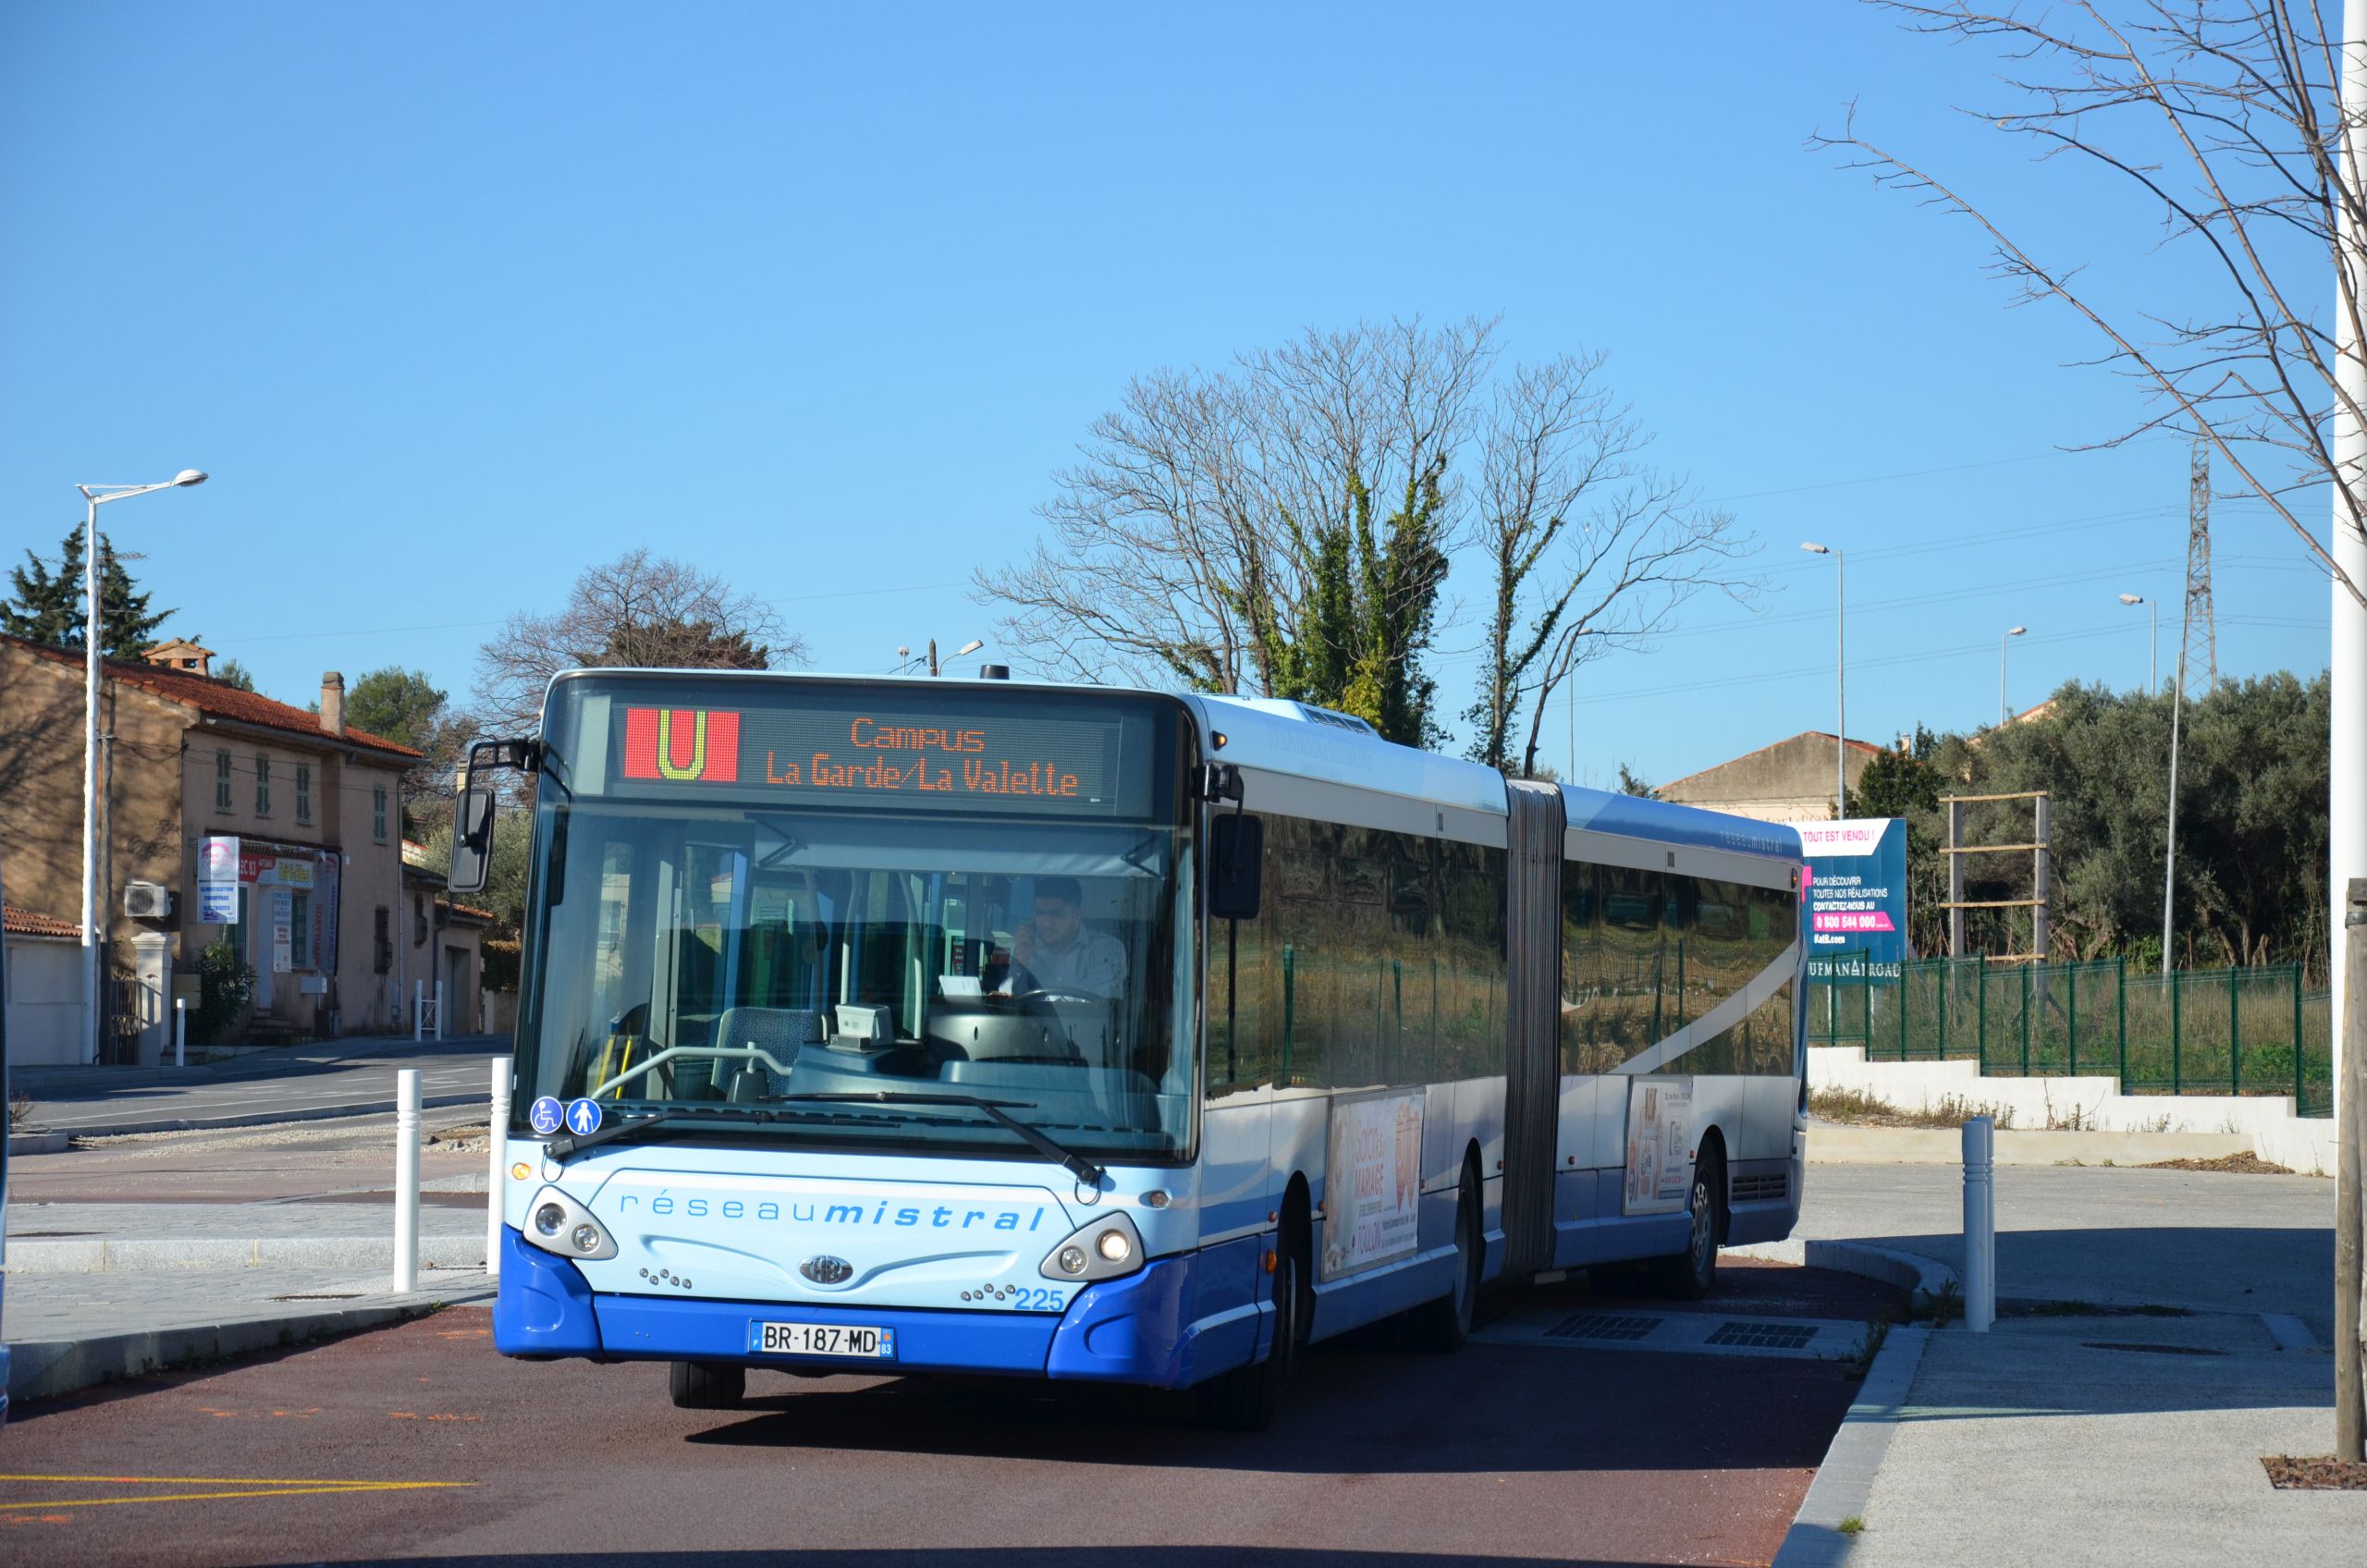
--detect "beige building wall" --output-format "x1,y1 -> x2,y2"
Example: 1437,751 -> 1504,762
1659,731 -> 1883,827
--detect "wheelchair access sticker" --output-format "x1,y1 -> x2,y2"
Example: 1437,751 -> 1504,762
528,1096 -> 564,1136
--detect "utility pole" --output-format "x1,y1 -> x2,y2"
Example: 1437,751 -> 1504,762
2333,0 -> 2367,1140
2183,438 -> 2218,694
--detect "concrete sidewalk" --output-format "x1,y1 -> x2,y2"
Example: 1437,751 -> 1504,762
15,1032 -> 510,1137
5,1113 -> 506,1404
1782,1164 -> 2365,1566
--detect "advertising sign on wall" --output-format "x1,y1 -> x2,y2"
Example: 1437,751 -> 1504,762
271,888 -> 293,974
1319,1089 -> 1424,1280
1798,817 -> 1909,981
197,835 -> 239,925
1623,1076 -> 1696,1217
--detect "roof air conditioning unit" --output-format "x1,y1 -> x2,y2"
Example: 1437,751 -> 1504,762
124,881 -> 174,919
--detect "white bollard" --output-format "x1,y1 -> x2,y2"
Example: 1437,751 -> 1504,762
413,979 -> 423,1042
435,979 -> 447,1042
173,996 -> 187,1068
1963,1114 -> 1995,1332
393,1068 -> 421,1293
486,1057 -> 512,1280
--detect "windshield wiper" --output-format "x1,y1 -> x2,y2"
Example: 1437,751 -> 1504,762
544,1104 -> 772,1160
771,1092 -> 1106,1188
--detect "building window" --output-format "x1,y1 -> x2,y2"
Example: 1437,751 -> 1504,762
215,750 -> 232,812
295,764 -> 313,825
374,785 -> 388,844
374,907 -> 393,974
255,755 -> 272,817
289,888 -> 312,970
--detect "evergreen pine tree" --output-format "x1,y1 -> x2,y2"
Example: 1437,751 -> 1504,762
1,529 -> 173,655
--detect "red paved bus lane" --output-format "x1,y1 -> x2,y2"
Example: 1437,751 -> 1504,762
0,1264 -> 1895,1568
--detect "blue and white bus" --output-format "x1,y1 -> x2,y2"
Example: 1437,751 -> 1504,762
466,670 -> 1805,1427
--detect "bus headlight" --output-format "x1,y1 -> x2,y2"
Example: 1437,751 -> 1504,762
1039,1211 -> 1145,1283
520,1185 -> 618,1261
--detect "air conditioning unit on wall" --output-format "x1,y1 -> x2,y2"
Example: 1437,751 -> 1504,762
124,881 -> 174,919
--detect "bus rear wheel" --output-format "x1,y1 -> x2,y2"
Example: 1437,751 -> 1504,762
1199,1234 -> 1304,1430
1649,1148 -> 1724,1301
668,1358 -> 746,1410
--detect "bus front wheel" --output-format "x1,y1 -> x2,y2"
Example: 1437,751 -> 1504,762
668,1358 -> 745,1411
1199,1231 -> 1304,1430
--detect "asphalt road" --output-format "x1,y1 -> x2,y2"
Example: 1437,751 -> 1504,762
0,1264 -> 1895,1568
20,1036 -> 509,1137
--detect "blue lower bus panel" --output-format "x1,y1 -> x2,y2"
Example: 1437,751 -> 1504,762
491,1227 -> 1268,1389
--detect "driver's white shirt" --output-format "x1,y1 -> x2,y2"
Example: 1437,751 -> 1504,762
1015,928 -> 1128,998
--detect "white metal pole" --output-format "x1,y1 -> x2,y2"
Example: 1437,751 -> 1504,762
413,978 -> 423,1042
1999,632 -> 2009,728
79,496 -> 101,1066
393,1068 -> 421,1292
1963,1115 -> 1995,1332
435,979 -> 446,1043
1836,550 -> 1846,815
173,996 -> 186,1069
486,1056 -> 511,1280
2331,0 -> 2367,1126
2150,598 -> 2158,697
2164,651 -> 2186,975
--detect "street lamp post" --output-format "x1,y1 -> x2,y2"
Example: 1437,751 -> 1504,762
927,638 -> 985,678
1998,625 -> 2027,728
1801,543 -> 1844,815
2119,594 -> 2155,695
75,470 -> 207,1065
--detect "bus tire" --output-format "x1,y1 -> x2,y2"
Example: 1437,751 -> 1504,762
1405,1164 -> 1480,1353
668,1358 -> 746,1410
1199,1224 -> 1305,1430
1649,1146 -> 1724,1300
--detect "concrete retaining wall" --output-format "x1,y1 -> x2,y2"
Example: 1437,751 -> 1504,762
1809,1045 -> 2339,1174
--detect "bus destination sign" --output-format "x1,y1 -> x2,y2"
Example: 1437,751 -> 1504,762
617,704 -> 1132,813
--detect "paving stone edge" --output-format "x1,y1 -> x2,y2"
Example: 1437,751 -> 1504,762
1733,1238 -> 1959,1568
6,1284 -> 497,1405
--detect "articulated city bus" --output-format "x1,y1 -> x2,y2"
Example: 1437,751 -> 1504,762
466,669 -> 1805,1427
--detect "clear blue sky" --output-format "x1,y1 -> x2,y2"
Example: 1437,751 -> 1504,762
1,2 -> 2331,789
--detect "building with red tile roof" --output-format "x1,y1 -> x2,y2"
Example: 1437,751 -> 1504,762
0,633 -> 430,1064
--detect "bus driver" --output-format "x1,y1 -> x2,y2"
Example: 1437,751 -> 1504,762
998,876 -> 1126,998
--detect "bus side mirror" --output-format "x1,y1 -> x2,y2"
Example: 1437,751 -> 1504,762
1208,814 -> 1263,922
449,787 -> 497,895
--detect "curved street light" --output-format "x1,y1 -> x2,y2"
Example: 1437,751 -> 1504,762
73,470 -> 210,1064
1801,543 -> 1843,815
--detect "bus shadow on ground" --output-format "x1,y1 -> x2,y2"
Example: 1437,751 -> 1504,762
327,1554 -> 1663,1568
687,1333 -> 1858,1475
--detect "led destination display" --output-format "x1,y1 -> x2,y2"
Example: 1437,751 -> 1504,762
610,697 -> 1148,815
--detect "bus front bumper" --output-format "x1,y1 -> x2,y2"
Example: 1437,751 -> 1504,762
491,1227 -> 1268,1390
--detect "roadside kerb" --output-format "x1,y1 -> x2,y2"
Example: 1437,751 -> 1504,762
5,1285 -> 495,1405
1770,1323 -> 1932,1568
1729,1236 -> 1959,1317
7,1132 -> 70,1156
6,1234 -> 485,1275
33,1089 -> 488,1141
1807,1122 -> 2257,1167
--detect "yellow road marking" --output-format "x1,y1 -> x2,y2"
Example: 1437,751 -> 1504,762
0,1475 -> 469,1488
0,1484 -> 463,1511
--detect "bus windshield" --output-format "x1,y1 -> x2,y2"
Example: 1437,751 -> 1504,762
512,677 -> 1195,1163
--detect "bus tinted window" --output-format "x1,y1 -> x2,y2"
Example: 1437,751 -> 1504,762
1561,860 -> 1797,1077
1206,814 -> 1506,1096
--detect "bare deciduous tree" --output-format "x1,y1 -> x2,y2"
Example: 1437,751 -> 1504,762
1465,353 -> 1757,777
1815,1 -> 2366,606
474,549 -> 805,734
975,317 -> 1497,744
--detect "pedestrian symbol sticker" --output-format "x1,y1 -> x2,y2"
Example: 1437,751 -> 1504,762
528,1096 -> 564,1136
564,1097 -> 603,1136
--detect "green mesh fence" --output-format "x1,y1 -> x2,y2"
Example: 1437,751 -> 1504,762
1808,956 -> 2330,1117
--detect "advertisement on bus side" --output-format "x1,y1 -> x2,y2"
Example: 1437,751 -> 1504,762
1622,1076 -> 1695,1216
1319,1089 -> 1424,1280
